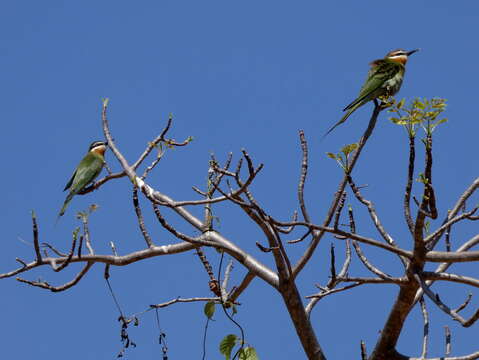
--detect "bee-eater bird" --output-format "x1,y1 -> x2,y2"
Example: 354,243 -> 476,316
57,140 -> 108,219
324,48 -> 419,136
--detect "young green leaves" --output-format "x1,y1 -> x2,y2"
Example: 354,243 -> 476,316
326,143 -> 358,173
219,334 -> 258,360
388,97 -> 448,137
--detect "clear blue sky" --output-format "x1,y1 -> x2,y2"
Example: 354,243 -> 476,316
1,1 -> 478,359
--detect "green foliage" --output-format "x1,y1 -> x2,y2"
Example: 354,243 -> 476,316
388,97 -> 448,137
204,301 -> 216,319
239,346 -> 259,360
326,143 -> 358,173
378,95 -> 397,109
72,227 -> 80,241
424,220 -> 431,235
417,172 -> 428,185
218,334 -> 259,360
220,334 -> 238,360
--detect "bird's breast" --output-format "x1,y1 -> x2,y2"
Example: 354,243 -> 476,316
383,71 -> 404,95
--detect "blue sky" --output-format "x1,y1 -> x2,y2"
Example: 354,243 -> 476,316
1,1 -> 479,359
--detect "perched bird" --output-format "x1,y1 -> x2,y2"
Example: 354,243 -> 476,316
325,48 -> 419,136
57,140 -> 108,219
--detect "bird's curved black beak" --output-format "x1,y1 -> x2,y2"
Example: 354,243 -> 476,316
407,49 -> 420,56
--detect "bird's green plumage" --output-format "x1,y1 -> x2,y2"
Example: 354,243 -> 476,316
324,49 -> 418,137
58,143 -> 106,219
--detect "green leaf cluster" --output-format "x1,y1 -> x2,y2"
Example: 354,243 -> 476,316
239,346 -> 259,360
388,97 -> 448,136
219,334 -> 258,360
326,143 -> 358,173
203,302 -> 254,359
204,301 -> 216,319
219,334 -> 238,360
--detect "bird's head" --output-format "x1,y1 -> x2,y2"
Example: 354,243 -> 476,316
385,49 -> 419,64
88,141 -> 108,156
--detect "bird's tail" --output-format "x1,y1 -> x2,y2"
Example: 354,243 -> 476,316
322,102 -> 361,138
57,192 -> 74,222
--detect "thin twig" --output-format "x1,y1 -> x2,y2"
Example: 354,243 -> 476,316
442,177 -> 479,237
287,229 -> 311,244
53,231 -> 77,272
338,239 -> 351,278
17,262 -> 93,292
150,296 -> 221,309
444,326 -> 451,356
404,134 -> 416,235
360,341 -> 367,360
455,293 -> 473,313
352,240 -> 393,280
445,224 -> 452,252
222,260 -> 234,302
80,214 -> 94,255
228,271 -> 255,303
272,220 -> 414,259
15,258 -> 27,267
333,190 -> 347,230
275,211 -> 298,234
348,176 -> 407,267
133,187 -> 154,247
330,243 -> 337,284
298,131 -> 312,223
413,234 -> 479,305
41,243 -> 67,257
152,204 -> 215,247
425,208 -> 478,248
31,212 -> 41,262
419,296 -> 429,359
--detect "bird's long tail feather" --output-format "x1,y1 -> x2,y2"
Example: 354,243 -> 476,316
323,101 -> 363,138
57,192 -> 74,222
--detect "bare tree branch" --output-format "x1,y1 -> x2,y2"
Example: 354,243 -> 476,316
333,190 -> 347,231
228,271 -> 255,303
422,272 -> 479,289
448,177 -> 479,222
272,220 -> 414,259
445,326 -> 451,356
419,296 -> 429,359
361,341 -> 368,360
425,207 -> 478,247
415,273 -> 479,327
17,262 -> 94,292
293,101 -> 382,278
413,234 -> 479,304
348,176 -> 401,251
352,240 -> 393,280
150,296 -> 221,309
404,134 -> 416,235
298,130 -> 312,224
133,187 -> 154,248
31,212 -> 41,263
6,98 -> 476,360
454,293 -> 473,313
425,251 -> 479,263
